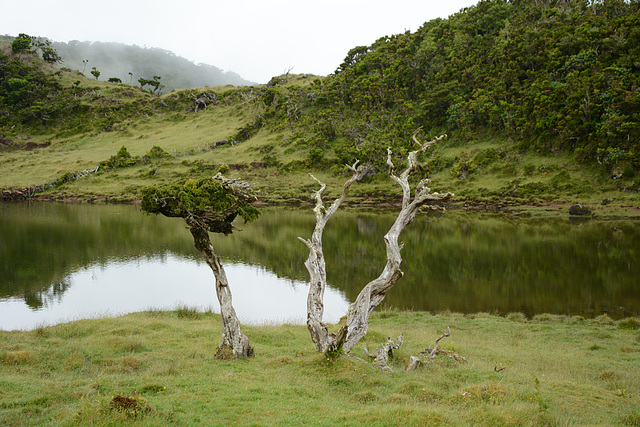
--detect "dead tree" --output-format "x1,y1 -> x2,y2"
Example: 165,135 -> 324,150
300,129 -> 453,355
141,174 -> 259,358
298,161 -> 367,353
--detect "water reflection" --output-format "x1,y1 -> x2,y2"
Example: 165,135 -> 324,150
0,253 -> 349,330
1,201 -> 639,330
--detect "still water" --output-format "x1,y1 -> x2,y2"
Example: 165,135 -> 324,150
1,202 -> 639,330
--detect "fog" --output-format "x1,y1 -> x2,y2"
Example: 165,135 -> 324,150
51,41 -> 254,91
2,0 -> 479,83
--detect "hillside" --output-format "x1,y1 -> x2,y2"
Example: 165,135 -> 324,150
50,40 -> 255,91
1,0 -> 639,216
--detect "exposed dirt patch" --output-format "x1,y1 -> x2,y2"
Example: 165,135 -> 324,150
0,135 -> 49,151
24,141 -> 50,150
214,345 -> 236,360
0,135 -> 14,149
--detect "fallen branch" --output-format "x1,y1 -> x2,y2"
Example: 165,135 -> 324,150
405,327 -> 466,371
425,327 -> 451,362
363,335 -> 403,371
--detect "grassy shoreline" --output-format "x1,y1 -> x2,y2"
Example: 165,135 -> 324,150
2,310 -> 639,425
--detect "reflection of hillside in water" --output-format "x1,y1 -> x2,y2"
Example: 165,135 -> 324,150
0,202 -> 198,308
0,252 -> 350,330
1,202 -> 639,322
220,208 -> 640,319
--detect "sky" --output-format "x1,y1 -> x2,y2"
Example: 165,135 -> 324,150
2,0 -> 479,84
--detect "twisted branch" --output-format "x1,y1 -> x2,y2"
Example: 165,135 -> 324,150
343,130 -> 453,352
299,161 -> 367,353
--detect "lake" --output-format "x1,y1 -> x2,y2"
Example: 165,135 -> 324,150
1,202 -> 639,330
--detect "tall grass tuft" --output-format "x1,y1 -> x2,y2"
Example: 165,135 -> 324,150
176,305 -> 200,320
617,317 -> 640,330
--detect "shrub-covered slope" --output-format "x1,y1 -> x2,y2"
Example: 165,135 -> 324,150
1,0 -> 640,211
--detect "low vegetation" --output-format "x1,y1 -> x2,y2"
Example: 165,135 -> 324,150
1,1 -> 640,214
1,311 -> 639,425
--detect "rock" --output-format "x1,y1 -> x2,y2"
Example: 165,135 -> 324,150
569,204 -> 590,215
356,164 -> 377,182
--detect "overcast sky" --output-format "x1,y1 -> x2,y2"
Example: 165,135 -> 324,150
2,0 -> 479,84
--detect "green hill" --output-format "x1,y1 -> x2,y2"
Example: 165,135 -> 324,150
1,0 -> 639,216
50,40 -> 255,91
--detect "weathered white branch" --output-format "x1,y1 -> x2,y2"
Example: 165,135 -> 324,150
364,335 -> 403,371
427,326 -> 451,361
300,130 -> 452,356
299,162 -> 366,353
405,327 -> 466,371
343,131 -> 453,352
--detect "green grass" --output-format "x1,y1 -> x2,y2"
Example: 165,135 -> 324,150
1,311 -> 639,425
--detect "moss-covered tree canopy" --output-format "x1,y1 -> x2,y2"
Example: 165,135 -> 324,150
140,175 -> 260,234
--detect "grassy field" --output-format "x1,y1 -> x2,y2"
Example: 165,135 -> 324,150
3,114 -> 639,217
1,310 -> 639,426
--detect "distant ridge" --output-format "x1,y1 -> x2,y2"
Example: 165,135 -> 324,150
52,40 -> 256,92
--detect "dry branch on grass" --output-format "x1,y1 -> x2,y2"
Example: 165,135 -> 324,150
364,335 -> 404,371
405,327 -> 467,371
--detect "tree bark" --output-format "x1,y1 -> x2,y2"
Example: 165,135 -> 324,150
342,132 -> 452,352
298,162 -> 365,354
185,215 -> 253,358
300,130 -> 453,356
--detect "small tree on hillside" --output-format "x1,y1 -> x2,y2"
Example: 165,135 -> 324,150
34,38 -> 62,64
11,33 -> 33,54
141,174 -> 260,358
138,76 -> 164,95
11,34 -> 62,63
90,67 -> 100,80
299,130 -> 453,355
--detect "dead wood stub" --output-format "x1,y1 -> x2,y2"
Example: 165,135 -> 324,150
364,335 -> 404,371
405,327 -> 466,371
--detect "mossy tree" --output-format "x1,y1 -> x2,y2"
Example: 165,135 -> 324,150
11,33 -> 33,54
141,174 -> 260,358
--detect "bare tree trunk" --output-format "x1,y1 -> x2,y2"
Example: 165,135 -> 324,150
300,130 -> 453,355
343,132 -> 452,352
185,215 -> 253,358
298,162 -> 366,353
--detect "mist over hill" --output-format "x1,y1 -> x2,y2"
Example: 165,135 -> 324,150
51,40 -> 255,92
